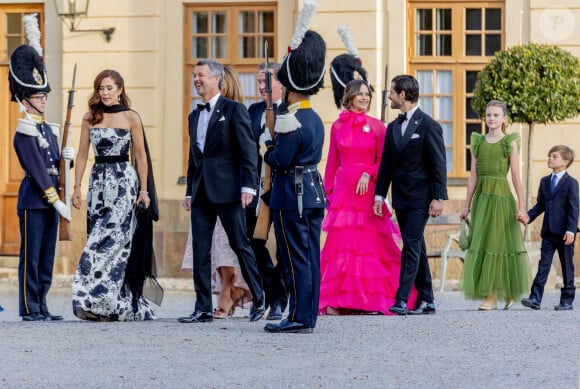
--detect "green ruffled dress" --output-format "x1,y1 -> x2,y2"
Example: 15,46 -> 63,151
461,132 -> 531,301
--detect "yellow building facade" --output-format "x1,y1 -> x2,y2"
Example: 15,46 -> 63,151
0,0 -> 578,279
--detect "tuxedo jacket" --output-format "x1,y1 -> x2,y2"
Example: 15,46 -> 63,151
528,172 -> 579,237
186,95 -> 258,204
247,100 -> 288,208
375,108 -> 448,210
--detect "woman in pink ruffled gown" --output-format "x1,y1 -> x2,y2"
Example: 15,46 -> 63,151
319,80 -> 416,315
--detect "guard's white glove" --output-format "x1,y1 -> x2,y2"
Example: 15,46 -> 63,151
53,200 -> 72,222
259,131 -> 272,158
61,146 -> 74,161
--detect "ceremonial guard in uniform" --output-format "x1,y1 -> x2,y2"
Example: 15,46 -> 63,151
261,0 -> 327,333
9,14 -> 73,321
247,61 -> 288,320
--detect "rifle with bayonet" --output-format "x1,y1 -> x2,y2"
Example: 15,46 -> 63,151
381,64 -> 389,123
253,41 -> 275,240
57,64 -> 76,241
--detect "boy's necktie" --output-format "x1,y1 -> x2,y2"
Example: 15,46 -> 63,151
550,174 -> 557,194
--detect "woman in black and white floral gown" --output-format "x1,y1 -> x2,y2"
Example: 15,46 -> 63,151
71,69 -> 157,321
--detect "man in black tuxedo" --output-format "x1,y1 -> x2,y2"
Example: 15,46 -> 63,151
179,59 -> 265,323
247,62 -> 288,320
373,74 -> 448,315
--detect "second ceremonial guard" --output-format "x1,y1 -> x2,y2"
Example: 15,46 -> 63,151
260,0 -> 327,334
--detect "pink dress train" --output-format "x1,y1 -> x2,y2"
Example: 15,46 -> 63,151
319,110 -> 417,315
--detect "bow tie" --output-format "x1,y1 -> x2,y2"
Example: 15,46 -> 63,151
197,102 -> 211,112
397,112 -> 407,123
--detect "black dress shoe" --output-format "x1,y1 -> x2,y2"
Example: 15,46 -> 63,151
408,301 -> 436,315
264,319 -> 313,334
249,297 -> 266,322
178,311 -> 213,323
42,312 -> 64,321
521,297 -> 541,310
554,303 -> 573,311
22,313 -> 47,321
266,304 -> 283,320
388,300 -> 407,315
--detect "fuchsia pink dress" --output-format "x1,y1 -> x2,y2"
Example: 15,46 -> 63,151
319,110 -> 416,314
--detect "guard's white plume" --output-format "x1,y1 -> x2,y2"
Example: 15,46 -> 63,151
337,24 -> 359,58
288,0 -> 319,51
23,13 -> 42,57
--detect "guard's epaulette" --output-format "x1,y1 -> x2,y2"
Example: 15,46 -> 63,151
274,113 -> 302,134
15,118 -> 53,148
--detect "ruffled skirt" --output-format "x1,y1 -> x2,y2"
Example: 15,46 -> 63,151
320,165 -> 411,314
461,177 -> 532,301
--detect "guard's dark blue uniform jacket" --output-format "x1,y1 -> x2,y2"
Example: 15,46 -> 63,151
264,102 -> 326,212
13,118 -> 61,209
263,100 -> 326,329
13,117 -> 61,317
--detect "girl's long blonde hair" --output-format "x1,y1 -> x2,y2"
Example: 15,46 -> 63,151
486,99 -> 508,134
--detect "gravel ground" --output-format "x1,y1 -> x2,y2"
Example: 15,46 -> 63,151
0,279 -> 578,389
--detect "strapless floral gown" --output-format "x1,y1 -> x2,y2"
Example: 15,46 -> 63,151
72,127 -> 155,321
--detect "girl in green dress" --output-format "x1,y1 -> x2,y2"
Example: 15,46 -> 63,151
459,100 -> 531,310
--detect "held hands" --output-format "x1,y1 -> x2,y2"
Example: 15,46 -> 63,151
516,209 -> 529,225
61,146 -> 74,161
53,200 -> 72,222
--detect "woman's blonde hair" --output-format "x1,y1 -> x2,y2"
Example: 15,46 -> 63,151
222,66 -> 244,103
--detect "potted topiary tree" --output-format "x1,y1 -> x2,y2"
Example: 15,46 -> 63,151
472,43 -> 580,240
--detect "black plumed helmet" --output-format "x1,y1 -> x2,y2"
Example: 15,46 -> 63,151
277,30 -> 326,96
329,54 -> 370,108
8,44 -> 51,102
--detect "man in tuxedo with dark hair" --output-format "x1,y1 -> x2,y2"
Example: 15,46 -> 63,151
373,74 -> 448,316
179,59 -> 265,324
247,62 -> 288,320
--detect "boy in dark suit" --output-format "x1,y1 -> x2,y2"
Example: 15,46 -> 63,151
520,145 -> 578,311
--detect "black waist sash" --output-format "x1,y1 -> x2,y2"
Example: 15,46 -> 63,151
95,155 -> 129,164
